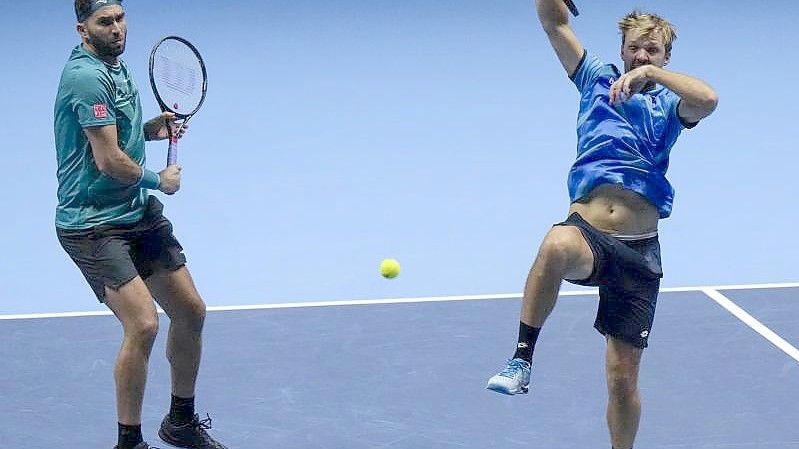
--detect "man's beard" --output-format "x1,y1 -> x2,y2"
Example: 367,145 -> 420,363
88,33 -> 125,59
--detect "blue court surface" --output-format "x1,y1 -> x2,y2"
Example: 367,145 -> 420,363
2,283 -> 797,448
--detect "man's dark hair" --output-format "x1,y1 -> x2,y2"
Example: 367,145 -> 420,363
75,0 -> 123,22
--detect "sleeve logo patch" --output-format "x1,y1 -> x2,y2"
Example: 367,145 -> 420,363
93,103 -> 108,119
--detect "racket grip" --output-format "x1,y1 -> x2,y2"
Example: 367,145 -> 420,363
563,0 -> 579,16
167,136 -> 178,166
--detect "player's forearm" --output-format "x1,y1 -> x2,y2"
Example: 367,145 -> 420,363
143,117 -> 160,141
645,66 -> 718,114
536,0 -> 570,32
96,148 -> 145,185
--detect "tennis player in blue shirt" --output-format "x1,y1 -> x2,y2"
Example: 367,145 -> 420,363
486,2 -> 718,449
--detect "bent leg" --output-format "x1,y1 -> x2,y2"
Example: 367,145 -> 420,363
104,277 -> 160,425
520,225 -> 594,327
145,265 -> 206,398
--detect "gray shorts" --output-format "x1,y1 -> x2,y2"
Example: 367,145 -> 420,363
57,196 -> 187,302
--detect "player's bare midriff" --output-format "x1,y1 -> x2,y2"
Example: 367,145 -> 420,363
567,183 -> 659,235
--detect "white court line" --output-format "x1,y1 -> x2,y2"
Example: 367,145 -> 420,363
0,310 -> 114,320
666,282 -> 799,292
1,281 -> 797,321
702,288 -> 799,363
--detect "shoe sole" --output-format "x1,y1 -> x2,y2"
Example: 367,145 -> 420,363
157,429 -> 193,449
486,383 -> 529,395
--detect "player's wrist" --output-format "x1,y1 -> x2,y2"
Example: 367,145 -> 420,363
643,65 -> 661,81
137,168 -> 161,190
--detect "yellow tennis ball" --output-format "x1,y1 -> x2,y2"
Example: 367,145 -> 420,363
380,258 -> 400,279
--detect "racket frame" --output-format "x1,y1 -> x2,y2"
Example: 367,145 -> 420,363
148,35 -> 208,166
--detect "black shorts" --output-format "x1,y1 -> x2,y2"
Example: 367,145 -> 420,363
57,196 -> 187,302
555,212 -> 662,348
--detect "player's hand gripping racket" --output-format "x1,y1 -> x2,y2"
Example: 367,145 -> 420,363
563,0 -> 579,17
149,36 -> 207,166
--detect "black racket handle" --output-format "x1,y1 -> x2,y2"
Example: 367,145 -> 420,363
564,0 -> 579,16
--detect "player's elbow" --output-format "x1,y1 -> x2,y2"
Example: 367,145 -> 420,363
702,90 -> 719,113
93,154 -> 112,173
691,89 -> 719,118
92,148 -> 122,175
701,94 -> 719,118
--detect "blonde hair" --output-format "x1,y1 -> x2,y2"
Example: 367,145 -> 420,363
618,11 -> 677,53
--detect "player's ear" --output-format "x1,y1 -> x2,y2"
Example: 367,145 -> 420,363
77,22 -> 87,39
664,52 -> 671,66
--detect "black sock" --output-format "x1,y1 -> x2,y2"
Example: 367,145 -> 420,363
512,321 -> 541,363
169,394 -> 195,425
117,423 -> 143,449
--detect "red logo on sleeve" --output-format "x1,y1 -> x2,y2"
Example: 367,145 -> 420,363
93,103 -> 108,119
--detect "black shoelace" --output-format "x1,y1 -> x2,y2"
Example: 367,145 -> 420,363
192,412 -> 213,431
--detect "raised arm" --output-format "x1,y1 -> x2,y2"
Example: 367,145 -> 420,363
646,67 -> 718,124
536,0 -> 585,76
609,64 -> 719,123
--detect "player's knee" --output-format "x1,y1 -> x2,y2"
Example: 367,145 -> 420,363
607,368 -> 638,400
538,227 -> 582,266
181,296 -> 206,332
127,316 -> 159,346
190,299 -> 206,329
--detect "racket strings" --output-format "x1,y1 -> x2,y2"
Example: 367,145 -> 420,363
154,54 -> 198,96
152,41 -> 204,113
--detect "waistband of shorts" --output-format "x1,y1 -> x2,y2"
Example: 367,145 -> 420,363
564,212 -> 658,241
611,230 -> 658,241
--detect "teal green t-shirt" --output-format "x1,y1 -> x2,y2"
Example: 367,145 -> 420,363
54,44 -> 150,229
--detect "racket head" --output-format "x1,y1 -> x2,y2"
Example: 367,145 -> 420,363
149,35 -> 207,119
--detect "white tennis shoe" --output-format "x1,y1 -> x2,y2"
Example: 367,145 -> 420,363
486,358 -> 531,395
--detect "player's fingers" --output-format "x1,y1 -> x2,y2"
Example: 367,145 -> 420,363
623,77 -> 632,99
609,80 -> 618,103
610,78 -> 623,103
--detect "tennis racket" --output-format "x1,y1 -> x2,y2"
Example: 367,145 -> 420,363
148,36 -> 208,166
563,0 -> 579,17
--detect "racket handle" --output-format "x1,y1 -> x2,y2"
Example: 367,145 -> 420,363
563,0 -> 579,16
167,136 -> 178,166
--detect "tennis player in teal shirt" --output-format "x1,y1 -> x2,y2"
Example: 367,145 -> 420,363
487,2 -> 718,449
54,1 -> 227,448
